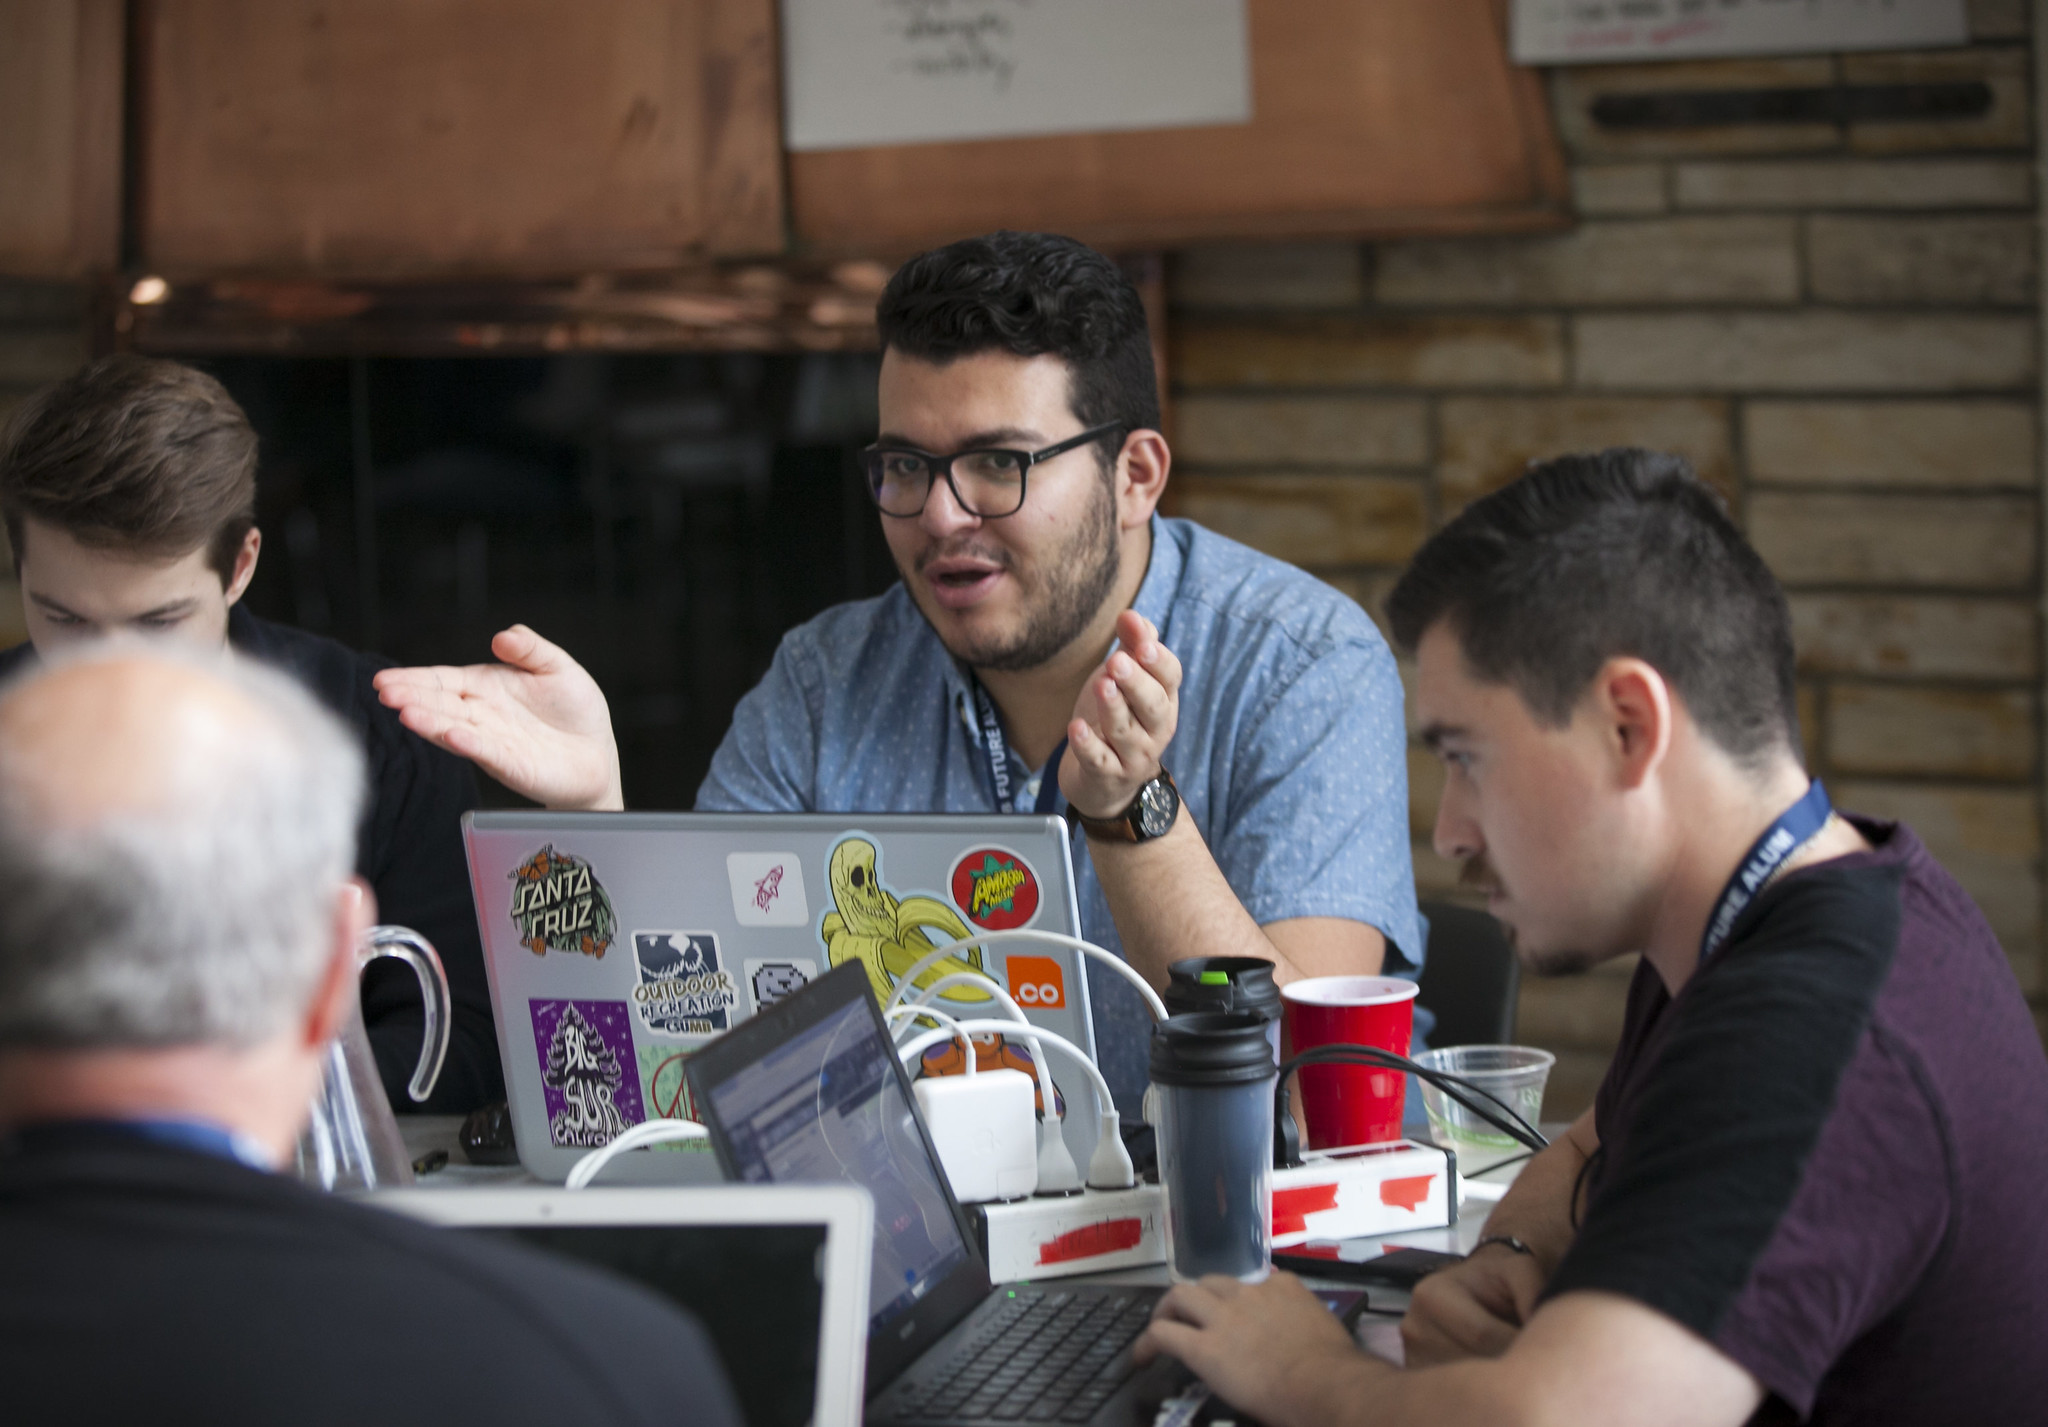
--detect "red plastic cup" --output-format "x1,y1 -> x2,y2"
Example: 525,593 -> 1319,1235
1281,976 -> 1418,1149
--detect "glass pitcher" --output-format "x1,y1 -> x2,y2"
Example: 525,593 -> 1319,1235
295,925 -> 450,1192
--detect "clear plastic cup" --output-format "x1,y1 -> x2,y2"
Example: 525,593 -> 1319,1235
1413,1045 -> 1554,1177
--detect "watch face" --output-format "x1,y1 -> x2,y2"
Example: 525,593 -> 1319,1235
1136,778 -> 1178,838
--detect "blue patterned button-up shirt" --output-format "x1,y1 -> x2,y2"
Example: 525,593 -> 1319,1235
698,516 -> 1424,1115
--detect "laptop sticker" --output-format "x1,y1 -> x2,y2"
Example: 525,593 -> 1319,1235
744,957 -> 819,1013
530,998 -> 645,1148
1004,953 -> 1066,1010
509,845 -> 617,959
636,1044 -> 716,1153
727,852 -> 810,928
948,846 -> 1042,932
631,931 -> 737,1037
819,834 -> 990,1008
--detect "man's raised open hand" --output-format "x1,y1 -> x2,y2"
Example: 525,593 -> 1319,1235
371,625 -> 624,811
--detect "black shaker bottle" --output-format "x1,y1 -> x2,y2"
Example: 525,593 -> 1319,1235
1164,957 -> 1283,1063
1149,1012 -> 1276,1282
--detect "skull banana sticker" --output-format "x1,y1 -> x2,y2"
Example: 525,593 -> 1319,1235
820,836 -> 992,1008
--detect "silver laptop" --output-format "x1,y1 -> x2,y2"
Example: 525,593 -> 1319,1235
375,1184 -> 873,1427
462,812 -> 1101,1184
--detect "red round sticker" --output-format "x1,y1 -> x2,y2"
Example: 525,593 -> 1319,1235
949,847 -> 1041,931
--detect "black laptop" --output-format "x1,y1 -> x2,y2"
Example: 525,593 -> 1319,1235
685,959 -> 1191,1427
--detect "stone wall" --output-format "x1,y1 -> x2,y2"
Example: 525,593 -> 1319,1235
1169,7 -> 2045,1117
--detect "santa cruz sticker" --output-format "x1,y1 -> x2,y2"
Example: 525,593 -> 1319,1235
948,846 -> 1041,932
509,845 -> 617,958
530,998 -> 644,1148
632,931 -> 737,1037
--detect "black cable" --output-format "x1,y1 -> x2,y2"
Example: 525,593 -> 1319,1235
1285,1045 -> 1549,1150
1467,1149 -> 1534,1178
1274,1044 -> 1550,1167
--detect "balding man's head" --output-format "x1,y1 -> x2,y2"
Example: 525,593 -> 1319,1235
0,644 -> 364,1049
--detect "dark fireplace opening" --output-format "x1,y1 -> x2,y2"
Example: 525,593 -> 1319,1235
204,350 -> 897,809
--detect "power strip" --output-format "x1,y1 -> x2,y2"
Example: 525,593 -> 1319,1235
971,1185 -> 1167,1282
1271,1139 -> 1457,1247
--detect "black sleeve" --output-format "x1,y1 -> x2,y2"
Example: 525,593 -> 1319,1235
1545,866 -> 1904,1344
354,697 -> 504,1114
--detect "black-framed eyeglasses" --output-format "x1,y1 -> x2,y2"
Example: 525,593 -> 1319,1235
860,422 -> 1126,518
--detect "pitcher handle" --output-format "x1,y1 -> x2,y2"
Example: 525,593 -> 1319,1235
359,925 -> 451,1104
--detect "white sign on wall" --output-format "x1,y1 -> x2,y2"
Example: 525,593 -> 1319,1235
1511,0 -> 1968,66
780,0 -> 1252,152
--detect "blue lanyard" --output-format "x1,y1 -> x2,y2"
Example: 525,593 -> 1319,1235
968,680 -> 1065,816
1699,780 -> 1833,966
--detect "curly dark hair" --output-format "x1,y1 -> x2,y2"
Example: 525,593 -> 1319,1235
1387,448 -> 1801,770
876,231 -> 1160,441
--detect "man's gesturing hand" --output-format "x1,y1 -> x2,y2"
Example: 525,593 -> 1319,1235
1060,609 -> 1183,821
371,625 -> 625,811
1134,1273 -> 1379,1427
1399,1242 -> 1547,1367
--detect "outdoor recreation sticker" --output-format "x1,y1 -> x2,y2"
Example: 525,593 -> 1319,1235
1005,953 -> 1066,1010
821,834 -> 987,1007
631,931 -> 737,1037
509,845 -> 617,958
948,845 -> 1041,932
727,851 -> 810,928
744,957 -> 818,1013
637,1044 -> 714,1154
530,999 -> 644,1148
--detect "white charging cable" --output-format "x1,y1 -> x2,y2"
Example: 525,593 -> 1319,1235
883,929 -> 1169,1022
908,1018 -> 1133,1190
563,1118 -> 710,1190
883,1003 -> 978,1075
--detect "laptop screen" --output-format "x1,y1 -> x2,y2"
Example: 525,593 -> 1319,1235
480,1222 -> 827,1427
702,990 -> 973,1331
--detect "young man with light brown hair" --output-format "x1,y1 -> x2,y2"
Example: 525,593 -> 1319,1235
0,355 -> 501,1112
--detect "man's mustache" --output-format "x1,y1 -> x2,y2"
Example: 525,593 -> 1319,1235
915,540 -> 1015,575
1457,852 -> 1500,895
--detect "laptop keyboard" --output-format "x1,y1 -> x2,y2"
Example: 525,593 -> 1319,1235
891,1288 -> 1160,1424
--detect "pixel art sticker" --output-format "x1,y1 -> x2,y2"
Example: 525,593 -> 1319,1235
530,998 -> 645,1148
744,957 -> 819,1013
509,846 -> 617,958
631,931 -> 737,1038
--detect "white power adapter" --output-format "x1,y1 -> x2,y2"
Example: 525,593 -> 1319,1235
914,1068 -> 1039,1204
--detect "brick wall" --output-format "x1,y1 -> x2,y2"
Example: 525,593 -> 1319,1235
1169,9 -> 2045,1116
0,279 -> 89,647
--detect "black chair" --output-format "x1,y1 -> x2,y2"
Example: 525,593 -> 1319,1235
1414,899 -> 1520,1047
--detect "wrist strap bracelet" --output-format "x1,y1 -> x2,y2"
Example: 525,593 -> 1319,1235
1472,1234 -> 1535,1258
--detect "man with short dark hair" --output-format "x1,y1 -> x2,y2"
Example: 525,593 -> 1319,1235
376,232 -> 1422,1115
0,356 -> 500,1112
0,644 -> 739,1427
1133,449 -> 2048,1425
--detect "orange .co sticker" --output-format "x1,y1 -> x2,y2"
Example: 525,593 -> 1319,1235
1005,954 -> 1066,1010
948,846 -> 1041,932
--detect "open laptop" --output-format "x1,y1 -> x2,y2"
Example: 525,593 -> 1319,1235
683,960 -> 1191,1427
461,811 -> 1102,1184
376,1184 -> 873,1427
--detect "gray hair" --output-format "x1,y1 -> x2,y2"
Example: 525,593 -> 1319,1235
0,643 -> 366,1048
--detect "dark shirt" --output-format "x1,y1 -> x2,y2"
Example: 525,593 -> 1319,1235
0,609 -> 501,1111
0,1124 -> 742,1427
1548,817 -> 2048,1424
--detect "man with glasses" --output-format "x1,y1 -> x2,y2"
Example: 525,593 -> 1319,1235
374,232 -> 1421,1114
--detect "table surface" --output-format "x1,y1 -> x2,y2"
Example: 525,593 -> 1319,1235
394,1113 -> 1515,1364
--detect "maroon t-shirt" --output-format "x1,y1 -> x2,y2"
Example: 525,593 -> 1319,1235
1546,817 -> 2048,1423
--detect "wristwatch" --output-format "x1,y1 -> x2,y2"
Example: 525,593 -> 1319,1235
1074,770 -> 1181,844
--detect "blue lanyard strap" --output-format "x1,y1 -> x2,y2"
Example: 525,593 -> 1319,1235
1700,779 -> 1833,965
968,680 -> 1065,816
